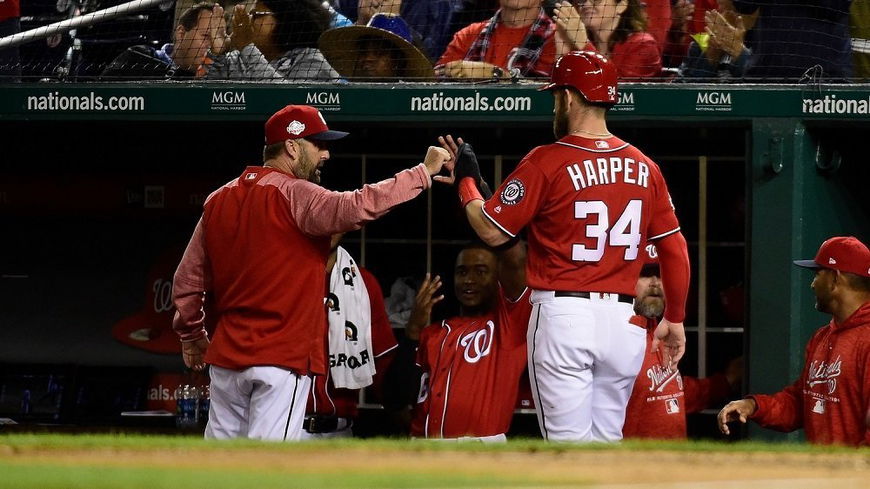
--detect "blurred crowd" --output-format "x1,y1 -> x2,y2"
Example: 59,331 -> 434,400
0,0 -> 868,82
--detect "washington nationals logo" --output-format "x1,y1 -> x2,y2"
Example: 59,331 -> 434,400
152,278 -> 174,313
459,321 -> 495,363
500,179 -> 525,206
645,244 -> 658,260
807,356 -> 841,394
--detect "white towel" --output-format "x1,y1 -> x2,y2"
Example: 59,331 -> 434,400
326,246 -> 375,389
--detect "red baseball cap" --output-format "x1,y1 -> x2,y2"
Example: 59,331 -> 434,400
264,105 -> 348,145
794,236 -> 870,277
640,243 -> 660,277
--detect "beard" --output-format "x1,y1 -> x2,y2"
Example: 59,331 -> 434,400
553,104 -> 570,139
634,295 -> 664,319
298,149 -> 320,184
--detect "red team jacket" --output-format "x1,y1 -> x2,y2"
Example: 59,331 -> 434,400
748,302 -> 870,446
622,316 -> 731,439
307,268 -> 398,418
482,135 -> 683,309
411,288 -> 532,438
173,165 -> 431,376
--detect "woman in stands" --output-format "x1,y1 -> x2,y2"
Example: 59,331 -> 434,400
558,0 -> 661,79
206,0 -> 339,81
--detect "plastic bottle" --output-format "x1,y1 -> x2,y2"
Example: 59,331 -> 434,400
198,384 -> 210,427
175,384 -> 198,429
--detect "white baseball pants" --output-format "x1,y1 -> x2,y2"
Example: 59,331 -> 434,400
527,290 -> 646,442
205,365 -> 312,441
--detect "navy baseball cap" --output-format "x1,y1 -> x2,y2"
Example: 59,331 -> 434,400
793,236 -> 870,277
265,105 -> 348,144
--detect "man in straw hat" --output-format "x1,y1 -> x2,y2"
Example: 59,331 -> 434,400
319,12 -> 434,81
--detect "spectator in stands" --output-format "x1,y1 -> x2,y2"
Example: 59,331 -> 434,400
0,0 -> 21,81
571,0 -> 662,79
206,0 -> 339,81
623,245 -> 741,440
718,236 -> 870,446
101,2 -> 216,80
436,0 -> 560,79
302,234 -> 398,439
732,0 -> 852,81
677,4 -> 753,80
334,0 -> 462,61
318,12 -> 434,80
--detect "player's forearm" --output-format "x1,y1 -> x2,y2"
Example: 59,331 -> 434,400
657,231 -> 690,323
498,239 -> 527,301
465,200 -> 510,247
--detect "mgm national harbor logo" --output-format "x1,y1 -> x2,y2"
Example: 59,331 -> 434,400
695,91 -> 732,112
306,92 -> 341,111
211,91 -> 247,111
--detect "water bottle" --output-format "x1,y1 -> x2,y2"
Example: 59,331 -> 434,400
175,384 -> 198,429
198,384 -> 210,427
20,389 -> 31,415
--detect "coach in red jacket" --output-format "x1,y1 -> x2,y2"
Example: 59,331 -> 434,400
623,245 -> 739,439
718,236 -> 870,446
173,105 -> 450,441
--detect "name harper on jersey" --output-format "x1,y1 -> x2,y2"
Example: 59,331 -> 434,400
566,157 -> 650,191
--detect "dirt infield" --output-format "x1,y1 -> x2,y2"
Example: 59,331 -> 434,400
1,436 -> 869,488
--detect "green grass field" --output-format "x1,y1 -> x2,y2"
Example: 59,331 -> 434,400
1,434 -> 868,489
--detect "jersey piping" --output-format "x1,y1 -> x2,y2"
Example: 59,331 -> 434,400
649,226 -> 681,241
481,206 -> 518,238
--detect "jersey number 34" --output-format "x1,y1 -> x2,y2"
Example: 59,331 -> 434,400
572,199 -> 642,262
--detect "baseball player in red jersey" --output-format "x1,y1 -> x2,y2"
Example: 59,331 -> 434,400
303,236 -> 398,438
623,244 -> 739,439
719,236 -> 870,446
172,105 -> 451,441
409,240 -> 531,441
449,51 -> 691,442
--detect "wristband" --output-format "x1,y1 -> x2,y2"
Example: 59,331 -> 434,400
458,177 -> 484,208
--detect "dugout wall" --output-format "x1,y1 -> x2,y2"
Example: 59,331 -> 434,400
1,83 -> 868,440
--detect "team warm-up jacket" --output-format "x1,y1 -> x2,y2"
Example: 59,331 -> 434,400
173,164 -> 431,376
307,268 -> 398,418
622,316 -> 731,439
749,302 -> 870,446
481,134 -> 689,323
411,287 -> 532,439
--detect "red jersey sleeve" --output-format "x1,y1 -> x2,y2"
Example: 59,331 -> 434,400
748,337 -> 815,432
683,373 -> 731,414
500,287 -> 532,349
482,151 -> 549,238
646,161 -> 680,241
172,217 -> 211,342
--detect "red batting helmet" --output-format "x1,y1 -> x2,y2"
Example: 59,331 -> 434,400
539,51 -> 618,105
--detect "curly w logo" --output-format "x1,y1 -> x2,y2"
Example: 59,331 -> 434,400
459,321 -> 495,363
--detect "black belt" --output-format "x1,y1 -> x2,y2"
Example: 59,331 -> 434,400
303,415 -> 352,434
553,291 -> 634,304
